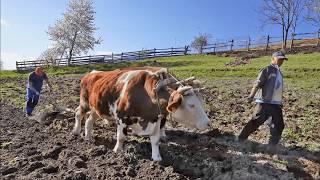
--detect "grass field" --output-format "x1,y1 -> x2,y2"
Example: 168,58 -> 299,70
2,52 -> 319,89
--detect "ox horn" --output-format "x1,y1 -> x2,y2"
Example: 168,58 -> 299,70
154,78 -> 176,92
193,87 -> 206,93
184,76 -> 196,82
174,76 -> 195,84
177,86 -> 193,95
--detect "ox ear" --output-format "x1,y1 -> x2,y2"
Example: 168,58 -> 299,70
166,93 -> 182,113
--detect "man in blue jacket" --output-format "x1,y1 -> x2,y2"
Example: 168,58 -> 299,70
25,67 -> 52,117
238,51 -> 288,145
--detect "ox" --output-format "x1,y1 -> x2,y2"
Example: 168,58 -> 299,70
72,67 -> 210,161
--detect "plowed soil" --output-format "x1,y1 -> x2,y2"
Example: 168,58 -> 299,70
1,75 -> 319,179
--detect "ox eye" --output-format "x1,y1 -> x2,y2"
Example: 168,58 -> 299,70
189,104 -> 195,108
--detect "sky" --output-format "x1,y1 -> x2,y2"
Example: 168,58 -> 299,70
1,0 -> 316,70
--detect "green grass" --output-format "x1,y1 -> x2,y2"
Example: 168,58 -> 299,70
0,70 -> 26,79
1,52 -> 320,90
149,52 -> 320,90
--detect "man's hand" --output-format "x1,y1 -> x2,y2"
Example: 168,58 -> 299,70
46,80 -> 52,93
247,96 -> 254,103
35,90 -> 40,96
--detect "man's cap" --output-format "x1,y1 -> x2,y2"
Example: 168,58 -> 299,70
272,51 -> 288,60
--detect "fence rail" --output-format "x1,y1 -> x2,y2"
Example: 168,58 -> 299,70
16,30 -> 319,71
16,46 -> 190,71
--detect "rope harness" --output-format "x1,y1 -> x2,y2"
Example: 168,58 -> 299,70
154,72 -> 183,124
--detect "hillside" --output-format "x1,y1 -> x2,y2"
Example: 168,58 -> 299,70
1,52 -> 320,179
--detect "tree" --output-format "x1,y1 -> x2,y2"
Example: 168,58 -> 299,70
38,47 -> 65,66
305,0 -> 320,27
47,0 -> 101,66
191,33 -> 210,54
260,0 -> 305,50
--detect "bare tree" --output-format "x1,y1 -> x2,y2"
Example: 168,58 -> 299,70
47,0 -> 101,66
260,0 -> 305,50
305,0 -> 320,27
191,33 -> 210,54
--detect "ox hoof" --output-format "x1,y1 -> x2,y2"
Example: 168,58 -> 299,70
113,143 -> 124,153
84,135 -> 93,142
72,130 -> 81,136
160,136 -> 168,142
113,147 -> 123,153
151,155 -> 162,162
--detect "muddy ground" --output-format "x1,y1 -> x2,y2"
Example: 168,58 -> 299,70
1,75 -> 319,179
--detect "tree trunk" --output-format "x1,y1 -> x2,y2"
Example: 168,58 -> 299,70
67,31 -> 78,66
282,25 -> 285,49
67,50 -> 72,66
283,28 -> 290,51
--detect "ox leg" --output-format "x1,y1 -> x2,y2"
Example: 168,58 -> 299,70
160,128 -> 167,141
150,119 -> 162,161
72,106 -> 84,136
113,121 -> 127,153
84,111 -> 98,141
160,117 -> 167,141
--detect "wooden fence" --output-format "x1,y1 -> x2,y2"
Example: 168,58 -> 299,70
200,30 -> 320,54
16,30 -> 319,71
16,46 -> 190,71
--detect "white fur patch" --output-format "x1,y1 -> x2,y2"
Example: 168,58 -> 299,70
117,71 -> 142,99
109,99 -> 120,120
130,121 -> 157,136
154,68 -> 167,76
90,70 -> 103,74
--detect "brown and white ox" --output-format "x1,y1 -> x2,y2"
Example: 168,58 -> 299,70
72,67 -> 210,161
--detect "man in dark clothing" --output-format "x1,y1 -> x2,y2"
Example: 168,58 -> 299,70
25,67 -> 52,117
238,51 -> 288,145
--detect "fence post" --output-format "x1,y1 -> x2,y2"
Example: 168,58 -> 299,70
265,35 -> 270,51
213,43 -> 216,54
121,53 -> 123,60
171,47 -> 173,56
184,46 -> 189,55
141,49 -> 144,59
154,48 -> 156,57
247,37 -> 251,51
317,29 -> 320,47
290,33 -> 295,51
89,55 -> 91,64
230,39 -> 234,51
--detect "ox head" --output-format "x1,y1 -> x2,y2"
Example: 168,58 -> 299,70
166,86 -> 210,130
